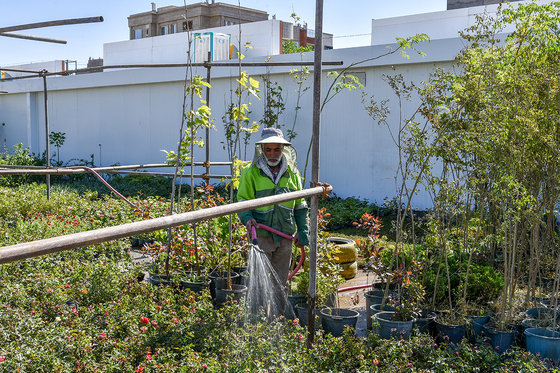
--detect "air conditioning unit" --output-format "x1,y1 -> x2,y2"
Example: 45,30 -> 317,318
193,32 -> 231,63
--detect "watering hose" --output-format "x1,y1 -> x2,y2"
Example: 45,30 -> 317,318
252,223 -> 304,281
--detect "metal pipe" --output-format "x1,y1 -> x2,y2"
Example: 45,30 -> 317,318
0,61 -> 344,82
0,32 -> 67,44
0,162 -> 232,170
0,67 -> 42,74
0,168 -> 230,179
0,185 -> 332,264
0,16 -> 104,33
308,0 -> 325,347
43,73 -> 51,200
205,52 -> 212,184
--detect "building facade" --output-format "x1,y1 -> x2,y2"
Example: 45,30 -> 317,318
128,1 -> 268,40
447,0 -> 522,10
127,1 -> 332,54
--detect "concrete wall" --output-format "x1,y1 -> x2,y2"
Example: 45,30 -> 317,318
105,20 -> 282,65
0,39 -> 462,210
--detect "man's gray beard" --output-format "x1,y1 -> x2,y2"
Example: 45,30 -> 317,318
267,158 -> 281,167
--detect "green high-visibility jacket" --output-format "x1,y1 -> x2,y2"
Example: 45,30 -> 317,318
237,163 -> 310,245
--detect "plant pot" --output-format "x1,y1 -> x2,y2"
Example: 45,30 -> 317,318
374,311 -> 415,340
365,289 -> 395,330
180,273 -> 211,294
148,274 -> 171,286
239,271 -> 250,287
296,304 -> 321,329
286,294 -> 307,319
320,308 -> 359,337
209,271 -> 240,300
525,328 -> 560,362
483,325 -> 517,354
414,309 -> 437,336
461,313 -> 490,343
215,284 -> 247,307
521,318 -> 559,331
435,319 -> 466,347
525,307 -> 559,320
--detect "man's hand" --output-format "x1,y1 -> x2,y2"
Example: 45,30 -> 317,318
246,218 -> 257,239
294,232 -> 305,249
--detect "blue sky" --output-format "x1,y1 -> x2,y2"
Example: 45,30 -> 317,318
1,0 -> 446,67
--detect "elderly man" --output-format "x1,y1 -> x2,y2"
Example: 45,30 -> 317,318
237,128 -> 309,299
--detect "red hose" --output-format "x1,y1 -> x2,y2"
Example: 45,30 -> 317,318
338,284 -> 371,293
253,223 -> 305,281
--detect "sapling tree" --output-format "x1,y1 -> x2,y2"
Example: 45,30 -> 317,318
418,1 -> 560,327
49,131 -> 66,166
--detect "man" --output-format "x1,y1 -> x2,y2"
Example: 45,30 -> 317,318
237,127 -> 309,299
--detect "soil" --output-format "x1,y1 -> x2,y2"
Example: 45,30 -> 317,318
335,268 -> 372,337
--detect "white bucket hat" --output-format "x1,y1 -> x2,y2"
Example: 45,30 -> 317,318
255,127 -> 292,145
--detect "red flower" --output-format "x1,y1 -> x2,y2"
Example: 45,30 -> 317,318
0,356 -> 5,362
146,352 -> 152,361
293,319 -> 299,326
100,332 -> 106,339
157,306 -> 162,311
140,316 -> 149,324
135,367 -> 144,373
64,284 -> 70,289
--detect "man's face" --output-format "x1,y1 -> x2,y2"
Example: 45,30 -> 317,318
263,143 -> 283,166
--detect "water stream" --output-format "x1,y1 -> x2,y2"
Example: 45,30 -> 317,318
246,244 -> 288,320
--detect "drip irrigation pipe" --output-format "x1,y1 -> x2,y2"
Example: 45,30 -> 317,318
253,223 -> 304,281
66,166 -> 150,218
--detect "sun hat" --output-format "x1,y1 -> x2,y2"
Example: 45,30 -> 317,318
255,127 -> 292,145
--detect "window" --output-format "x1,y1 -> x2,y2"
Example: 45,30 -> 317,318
183,21 -> 193,31
171,24 -> 177,34
133,29 -> 142,39
160,26 -> 169,35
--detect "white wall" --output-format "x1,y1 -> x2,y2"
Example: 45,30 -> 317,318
0,38 -> 462,210
371,0 -> 551,46
104,20 -> 282,65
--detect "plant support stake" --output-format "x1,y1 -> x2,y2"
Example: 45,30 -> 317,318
308,0 -> 324,348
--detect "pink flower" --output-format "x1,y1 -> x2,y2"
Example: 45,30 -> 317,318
151,320 -> 158,327
100,333 -> 106,339
297,334 -> 304,341
140,316 -> 149,324
146,353 -> 152,361
30,310 -> 36,315
140,327 -> 148,332
293,319 -> 299,326
64,284 -> 70,289
0,356 -> 6,362
157,306 -> 162,311
68,206 -> 73,210
373,358 -> 379,366
202,364 -> 208,369
407,363 -> 413,367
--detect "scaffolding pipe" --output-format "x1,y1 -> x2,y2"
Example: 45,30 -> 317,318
0,16 -> 104,33
205,53 -> 212,184
0,168 -> 230,179
0,61 -> 343,82
0,185 -> 332,265
0,32 -> 67,44
42,72 -> 51,200
0,162 -> 232,170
